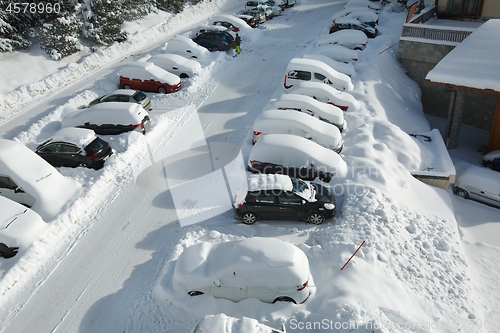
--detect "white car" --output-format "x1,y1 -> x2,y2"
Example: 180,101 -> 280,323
285,81 -> 361,112
252,109 -> 343,152
316,30 -> 368,50
173,237 -> 311,304
308,44 -> 359,64
301,53 -> 356,77
268,93 -> 346,131
248,133 -> 348,182
61,102 -> 151,135
342,9 -> 379,27
148,54 -> 201,78
165,35 -> 211,59
453,166 -> 500,209
0,139 -> 82,221
209,14 -> 253,33
0,196 -> 47,258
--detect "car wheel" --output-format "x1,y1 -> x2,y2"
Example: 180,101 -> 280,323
210,46 -> 218,52
455,187 -> 469,199
188,291 -> 204,296
180,73 -> 189,79
354,47 -> 363,51
308,212 -> 325,225
241,212 -> 257,225
273,296 -> 296,304
158,86 -> 167,94
123,84 -> 132,89
484,162 -> 493,169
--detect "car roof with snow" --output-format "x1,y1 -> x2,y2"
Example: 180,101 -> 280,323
193,314 -> 285,333
287,58 -> 354,90
248,133 -> 347,176
210,14 -> 252,32
334,17 -> 363,25
456,166 -> 500,193
286,81 -> 361,111
165,35 -> 211,57
317,29 -> 368,44
43,127 -> 98,149
301,54 -> 356,77
173,237 -> 310,289
109,89 -> 138,96
119,62 -> 180,85
0,139 -> 82,221
149,54 -> 201,69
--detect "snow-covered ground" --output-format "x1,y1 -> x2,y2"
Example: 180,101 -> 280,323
0,0 -> 499,332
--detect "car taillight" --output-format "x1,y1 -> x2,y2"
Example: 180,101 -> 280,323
297,281 -> 308,291
253,131 -> 261,136
361,43 -> 367,47
283,75 -> 287,85
352,58 -> 358,62
328,102 -> 348,111
132,123 -> 142,130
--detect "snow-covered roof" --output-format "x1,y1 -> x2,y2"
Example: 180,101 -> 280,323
426,19 -> 500,92
47,127 -> 98,149
173,237 -> 310,290
317,29 -> 368,46
0,196 -> 47,249
0,139 -> 82,221
253,109 -> 343,150
247,173 -> 293,192
301,54 -> 356,77
248,133 -> 348,177
209,14 -> 252,32
334,17 -> 363,25
287,58 -> 354,91
270,93 -> 345,127
165,35 -> 211,59
456,165 -> 500,193
308,44 -> 359,65
148,54 -> 201,72
110,89 -> 137,96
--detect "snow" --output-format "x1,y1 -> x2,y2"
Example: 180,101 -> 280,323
252,109 -> 343,151
194,313 -> 284,333
483,149 -> 500,161
148,54 -> 202,78
455,165 -> 500,199
247,173 -> 293,192
47,127 -> 98,149
315,29 -> 368,49
304,44 -> 359,64
301,53 -> 356,77
0,139 -> 82,221
119,61 -> 181,85
0,0 -> 499,332
343,9 -> 379,25
426,19 -> 500,92
165,35 -> 213,60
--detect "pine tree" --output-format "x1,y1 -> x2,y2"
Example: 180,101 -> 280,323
122,0 -> 156,21
84,0 -> 127,45
0,5 -> 30,52
156,0 -> 186,14
40,2 -> 82,60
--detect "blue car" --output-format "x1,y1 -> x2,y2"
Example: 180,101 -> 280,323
192,31 -> 234,52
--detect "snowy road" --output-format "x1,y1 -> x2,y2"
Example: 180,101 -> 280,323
0,2 -> 343,332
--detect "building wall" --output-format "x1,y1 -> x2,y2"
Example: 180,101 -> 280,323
398,39 -> 497,130
482,0 -> 500,18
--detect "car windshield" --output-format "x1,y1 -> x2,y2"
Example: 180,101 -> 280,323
290,177 -> 313,200
133,91 -> 147,102
84,138 -> 108,155
360,23 -> 375,32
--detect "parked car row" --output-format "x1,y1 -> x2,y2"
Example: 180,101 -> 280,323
329,0 -> 381,38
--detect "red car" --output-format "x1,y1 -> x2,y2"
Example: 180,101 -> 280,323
118,62 -> 181,94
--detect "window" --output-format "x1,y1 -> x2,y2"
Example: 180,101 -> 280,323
278,192 -> 303,205
256,191 -> 275,203
0,176 -> 18,190
288,70 -> 311,81
41,143 -> 62,153
60,144 -> 80,153
314,73 -> 326,81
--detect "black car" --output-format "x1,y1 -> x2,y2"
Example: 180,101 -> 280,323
192,31 -> 234,51
248,160 -> 333,182
35,128 -> 112,169
237,13 -> 260,28
235,175 -> 336,225
87,89 -> 151,110
329,18 -> 379,39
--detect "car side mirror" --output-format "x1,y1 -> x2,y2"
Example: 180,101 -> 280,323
15,187 -> 24,193
213,277 -> 221,287
302,199 -> 306,204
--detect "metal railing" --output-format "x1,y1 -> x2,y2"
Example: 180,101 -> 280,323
402,25 -> 473,43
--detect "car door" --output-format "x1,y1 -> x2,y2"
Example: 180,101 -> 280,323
37,142 -> 62,166
60,143 -> 84,167
277,191 -> 308,220
210,274 -> 247,302
250,191 -> 280,220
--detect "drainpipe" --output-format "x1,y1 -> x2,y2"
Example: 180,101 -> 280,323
444,84 -> 456,146
445,85 -> 466,150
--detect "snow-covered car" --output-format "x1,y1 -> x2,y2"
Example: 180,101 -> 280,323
87,89 -> 151,110
245,1 -> 274,19
341,9 -> 379,27
236,13 -> 260,28
173,237 -> 312,304
453,166 -> 500,208
316,30 -> 368,50
268,93 -> 346,131
343,0 -> 383,11
331,5 -> 375,21
210,14 -> 252,33
284,58 -> 354,92
0,139 -> 82,221
252,109 -> 343,152
148,54 -> 201,78
234,173 -> 336,225
301,53 -> 356,77
329,17 -> 379,38
165,35 -> 211,59
0,197 -> 47,258
265,2 -> 283,16
307,44 -> 359,64
193,314 -> 286,333
266,0 -> 285,11
61,102 -> 151,135
247,133 -> 348,182
193,25 -> 228,37
285,81 -> 361,111
284,0 -> 295,7
35,127 -> 113,170
239,8 -> 266,24
482,150 -> 500,171
118,62 -> 181,94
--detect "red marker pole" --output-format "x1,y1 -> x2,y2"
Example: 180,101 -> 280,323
340,241 -> 365,270
379,43 -> 396,54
